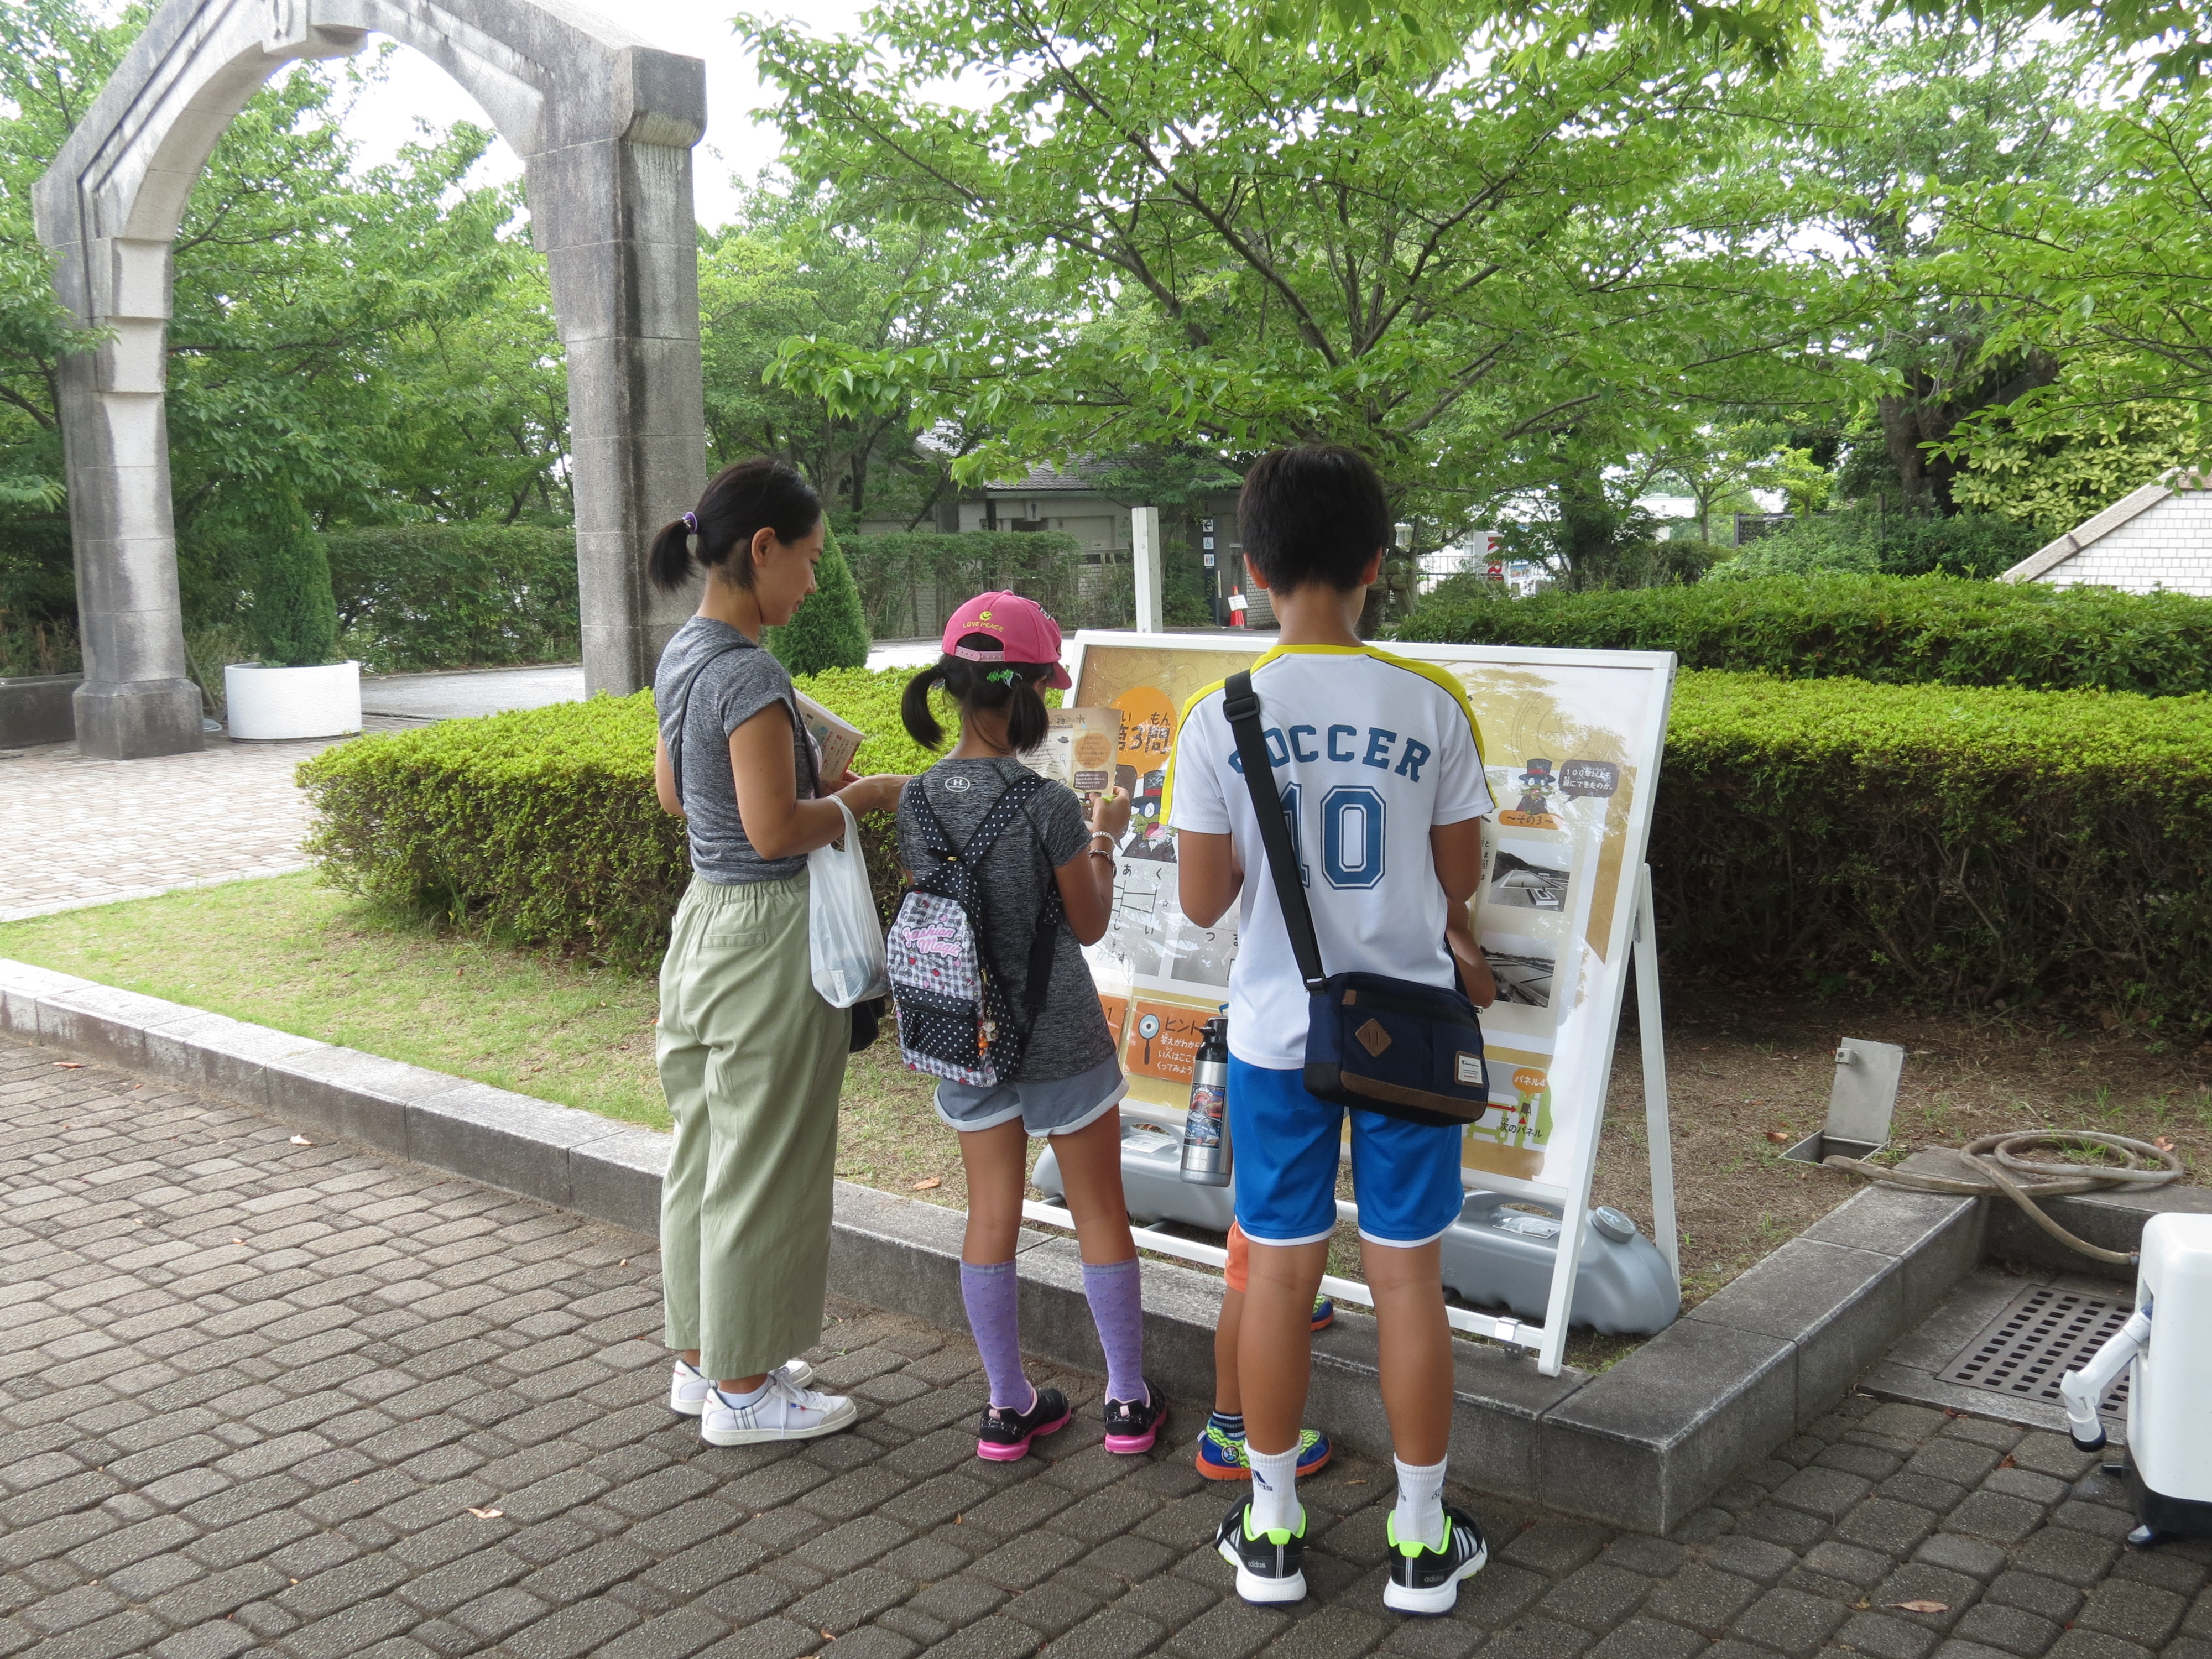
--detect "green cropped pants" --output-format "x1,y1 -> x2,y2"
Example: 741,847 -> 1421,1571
656,873 -> 849,1379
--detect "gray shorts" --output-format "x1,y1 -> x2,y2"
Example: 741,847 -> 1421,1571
933,1051 -> 1129,1138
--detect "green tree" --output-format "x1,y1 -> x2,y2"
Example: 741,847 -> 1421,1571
743,0 -> 1856,547
1932,96 -> 2212,480
765,520 -> 870,676
249,497 -> 340,666
1740,8 -> 2091,517
1,6 -> 569,646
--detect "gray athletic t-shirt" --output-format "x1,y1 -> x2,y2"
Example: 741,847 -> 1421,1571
896,758 -> 1116,1083
654,617 -> 816,885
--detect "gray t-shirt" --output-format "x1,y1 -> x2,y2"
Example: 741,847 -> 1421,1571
655,617 -> 816,885
896,758 -> 1116,1083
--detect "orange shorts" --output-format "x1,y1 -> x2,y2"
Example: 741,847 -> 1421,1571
1225,1221 -> 1248,1293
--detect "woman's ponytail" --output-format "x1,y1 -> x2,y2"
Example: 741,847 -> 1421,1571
646,518 -> 696,594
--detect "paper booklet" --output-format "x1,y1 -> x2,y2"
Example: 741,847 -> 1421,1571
793,691 -> 864,784
1020,707 -> 1119,796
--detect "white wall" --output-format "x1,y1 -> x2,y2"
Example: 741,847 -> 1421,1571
2041,491 -> 2212,598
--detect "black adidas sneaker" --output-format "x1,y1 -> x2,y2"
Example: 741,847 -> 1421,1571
1384,1503 -> 1489,1614
1215,1497 -> 1306,1603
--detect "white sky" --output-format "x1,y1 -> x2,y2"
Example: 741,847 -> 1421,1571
331,1 -> 875,228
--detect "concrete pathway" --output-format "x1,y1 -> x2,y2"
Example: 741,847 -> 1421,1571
359,667 -> 586,722
359,645 -> 939,723
4,1034 -> 2206,1659
0,728 -> 412,924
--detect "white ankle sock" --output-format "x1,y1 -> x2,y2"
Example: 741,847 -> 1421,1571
718,1379 -> 772,1408
1247,1443 -> 1302,1535
1394,1454 -> 1447,1548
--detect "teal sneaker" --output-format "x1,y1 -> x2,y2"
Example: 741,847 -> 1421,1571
1195,1425 -> 1332,1481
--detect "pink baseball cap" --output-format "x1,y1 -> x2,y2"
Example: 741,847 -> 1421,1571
942,592 -> 1072,689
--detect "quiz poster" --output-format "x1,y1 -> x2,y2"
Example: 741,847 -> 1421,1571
1067,633 -> 1673,1201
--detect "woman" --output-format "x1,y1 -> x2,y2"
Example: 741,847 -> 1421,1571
649,458 -> 907,1447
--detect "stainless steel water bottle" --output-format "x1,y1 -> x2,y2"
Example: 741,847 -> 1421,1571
1180,1017 -> 1231,1186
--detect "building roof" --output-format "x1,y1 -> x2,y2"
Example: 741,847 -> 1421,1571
2001,466 -> 2212,583
986,459 -> 1118,495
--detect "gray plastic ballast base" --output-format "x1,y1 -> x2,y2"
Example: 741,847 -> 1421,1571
1035,1119 -> 1682,1335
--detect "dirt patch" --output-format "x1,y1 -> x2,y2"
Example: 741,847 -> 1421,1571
1592,983 -> 2212,1310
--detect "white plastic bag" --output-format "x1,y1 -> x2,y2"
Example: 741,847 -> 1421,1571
810,796 -> 890,1007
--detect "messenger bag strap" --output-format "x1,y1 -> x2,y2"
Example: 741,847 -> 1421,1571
1222,670 -> 1328,994
666,640 -> 749,810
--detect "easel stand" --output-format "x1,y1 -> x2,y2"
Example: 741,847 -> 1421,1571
1020,863 -> 1679,1380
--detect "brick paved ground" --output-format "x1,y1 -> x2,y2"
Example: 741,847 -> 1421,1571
0,728 -> 420,922
3,1032 -> 2208,1659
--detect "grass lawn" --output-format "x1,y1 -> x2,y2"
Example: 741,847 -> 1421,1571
7,871 -> 2205,1373
0,874 -> 963,1204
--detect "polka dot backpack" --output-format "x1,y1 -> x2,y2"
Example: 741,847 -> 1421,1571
886,770 -> 1063,1086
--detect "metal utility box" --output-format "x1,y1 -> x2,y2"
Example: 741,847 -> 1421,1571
1783,1037 -> 1906,1166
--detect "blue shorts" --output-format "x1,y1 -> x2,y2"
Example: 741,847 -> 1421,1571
1228,1056 -> 1465,1248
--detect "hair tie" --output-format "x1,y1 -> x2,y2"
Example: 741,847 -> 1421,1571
681,511 -> 698,533
986,669 -> 1016,685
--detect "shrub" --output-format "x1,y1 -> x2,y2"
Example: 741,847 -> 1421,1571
1651,673 -> 2212,1031
323,524 -> 580,672
252,510 -> 340,667
1394,572 -> 2212,697
299,665 -> 964,969
764,521 -> 870,675
303,661 -> 2212,1026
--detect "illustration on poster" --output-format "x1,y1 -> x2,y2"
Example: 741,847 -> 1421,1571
1500,758 -> 1563,828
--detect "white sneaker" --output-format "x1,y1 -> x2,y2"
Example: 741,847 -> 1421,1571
700,1370 -> 858,1446
670,1358 -> 816,1416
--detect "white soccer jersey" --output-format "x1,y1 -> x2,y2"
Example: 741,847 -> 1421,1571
1163,644 -> 1494,1069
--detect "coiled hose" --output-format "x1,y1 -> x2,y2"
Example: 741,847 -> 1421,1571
1823,1131 -> 2187,1266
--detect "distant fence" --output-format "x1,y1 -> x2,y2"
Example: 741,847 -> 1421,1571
844,530 -> 1133,638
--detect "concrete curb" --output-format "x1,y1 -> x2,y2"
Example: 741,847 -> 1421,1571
1,956 -> 1987,1533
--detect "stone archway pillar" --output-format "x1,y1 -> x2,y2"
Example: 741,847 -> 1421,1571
36,0 -> 708,759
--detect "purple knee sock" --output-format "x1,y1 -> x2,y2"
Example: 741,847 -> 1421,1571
1082,1257 -> 1146,1405
959,1260 -> 1031,1411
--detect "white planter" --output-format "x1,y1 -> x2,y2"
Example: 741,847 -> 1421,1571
223,661 -> 362,740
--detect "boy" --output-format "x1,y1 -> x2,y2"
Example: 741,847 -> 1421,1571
1194,1224 -> 1334,1480
1165,445 -> 1495,1616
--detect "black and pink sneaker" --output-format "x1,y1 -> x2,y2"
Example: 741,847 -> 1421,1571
1103,1381 -> 1167,1454
977,1386 -> 1070,1462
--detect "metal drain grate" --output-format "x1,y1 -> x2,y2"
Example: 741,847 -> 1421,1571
1937,1285 -> 2132,1413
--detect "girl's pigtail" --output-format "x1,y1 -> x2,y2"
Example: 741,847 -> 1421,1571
902,664 -> 948,750
1004,672 -> 1050,755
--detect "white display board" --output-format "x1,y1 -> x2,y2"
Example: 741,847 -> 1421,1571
1019,631 -> 1677,1376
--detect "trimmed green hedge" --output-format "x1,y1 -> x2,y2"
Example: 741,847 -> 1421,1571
324,524 -> 580,672
1395,573 -> 2212,697
301,664 -> 2212,1027
297,666 -> 955,970
1652,674 -> 2212,1031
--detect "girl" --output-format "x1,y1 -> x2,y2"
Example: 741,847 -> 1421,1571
650,458 -> 909,1447
896,592 -> 1165,1460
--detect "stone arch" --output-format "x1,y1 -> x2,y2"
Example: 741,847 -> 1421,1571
34,0 -> 708,757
